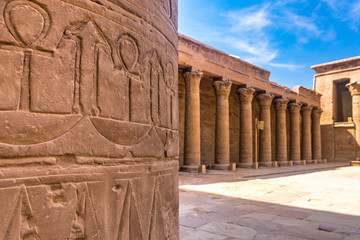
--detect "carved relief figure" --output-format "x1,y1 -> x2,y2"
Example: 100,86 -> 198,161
2,0 -> 52,111
0,0 -> 179,238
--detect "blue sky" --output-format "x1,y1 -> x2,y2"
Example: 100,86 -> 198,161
179,0 -> 360,89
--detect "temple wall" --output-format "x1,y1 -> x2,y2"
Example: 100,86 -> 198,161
178,34 -> 322,171
313,61 -> 360,162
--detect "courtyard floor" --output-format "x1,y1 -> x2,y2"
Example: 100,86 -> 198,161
179,163 -> 360,240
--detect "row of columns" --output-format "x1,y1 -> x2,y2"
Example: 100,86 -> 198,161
182,70 -> 323,172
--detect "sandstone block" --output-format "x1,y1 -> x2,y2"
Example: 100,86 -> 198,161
0,0 -> 179,238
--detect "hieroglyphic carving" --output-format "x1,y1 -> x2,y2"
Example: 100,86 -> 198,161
114,173 -> 177,239
117,180 -> 143,239
0,164 -> 178,239
149,50 -> 162,126
69,183 -> 100,240
4,186 -> 40,240
156,0 -> 172,18
117,34 -> 139,74
63,21 -> 110,116
0,0 -> 178,239
2,0 -> 52,111
166,62 -> 175,129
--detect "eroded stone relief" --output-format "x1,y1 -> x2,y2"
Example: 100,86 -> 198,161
0,0 -> 179,238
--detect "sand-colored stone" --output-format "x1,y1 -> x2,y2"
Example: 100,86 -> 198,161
312,57 -> 360,162
179,164 -> 357,239
346,81 -> 360,160
0,0 -> 179,238
212,80 -> 232,170
178,35 -> 321,170
312,108 -> 323,162
238,87 -> 256,168
274,98 -> 289,166
289,103 -> 302,165
257,93 -> 275,167
182,71 -> 203,172
301,105 -> 313,163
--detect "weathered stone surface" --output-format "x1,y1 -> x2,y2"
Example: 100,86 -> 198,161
301,105 -> 313,163
0,0 -> 179,238
178,35 -> 321,169
198,221 -> 257,240
257,93 -> 274,167
312,58 -> 360,162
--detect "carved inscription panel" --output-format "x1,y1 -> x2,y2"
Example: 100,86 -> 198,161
0,0 -> 179,159
0,163 -> 179,239
0,0 -> 179,239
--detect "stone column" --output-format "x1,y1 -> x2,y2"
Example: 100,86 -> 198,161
301,105 -> 313,163
289,102 -> 302,165
182,70 -> 203,172
346,82 -> 360,160
0,0 -> 179,239
212,80 -> 232,170
257,93 -> 274,167
237,87 -> 255,168
312,108 -> 323,163
274,98 -> 289,166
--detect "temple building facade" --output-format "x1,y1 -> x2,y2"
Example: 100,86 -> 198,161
178,34 -> 324,171
313,57 -> 360,163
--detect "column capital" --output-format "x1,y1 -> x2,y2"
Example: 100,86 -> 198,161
346,81 -> 360,96
288,102 -> 302,113
312,108 -> 323,118
183,70 -> 204,83
213,80 -> 232,96
274,98 -> 289,111
237,87 -> 255,102
256,93 -> 274,107
301,105 -> 313,116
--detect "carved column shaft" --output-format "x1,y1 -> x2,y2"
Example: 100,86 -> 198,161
183,71 -> 203,171
257,93 -> 274,167
274,98 -> 289,166
301,105 -> 313,163
0,0 -> 180,238
289,103 -> 302,165
312,108 -> 322,162
346,82 -> 360,160
213,80 -> 232,170
237,87 -> 255,168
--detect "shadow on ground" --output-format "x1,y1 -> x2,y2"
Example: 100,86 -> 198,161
179,165 -> 360,240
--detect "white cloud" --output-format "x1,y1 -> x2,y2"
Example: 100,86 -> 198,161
181,1 -> 335,70
268,62 -> 304,71
284,12 -> 322,37
320,0 -> 338,10
321,0 -> 360,31
228,4 -> 271,32
232,38 -> 278,65
223,5 -> 278,66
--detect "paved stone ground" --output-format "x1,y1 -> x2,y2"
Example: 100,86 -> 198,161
179,163 -> 360,240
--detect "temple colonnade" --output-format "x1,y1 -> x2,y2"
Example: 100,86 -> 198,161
180,70 -> 324,172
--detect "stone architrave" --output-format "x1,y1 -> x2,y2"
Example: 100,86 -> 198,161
257,93 -> 275,167
301,105 -> 313,163
288,102 -> 302,165
312,108 -> 323,163
274,98 -> 289,166
0,0 -> 179,239
213,80 -> 232,170
182,70 -> 203,172
346,81 -> 360,160
237,87 -> 255,168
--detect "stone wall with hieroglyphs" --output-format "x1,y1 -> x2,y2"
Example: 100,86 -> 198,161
0,0 -> 179,239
